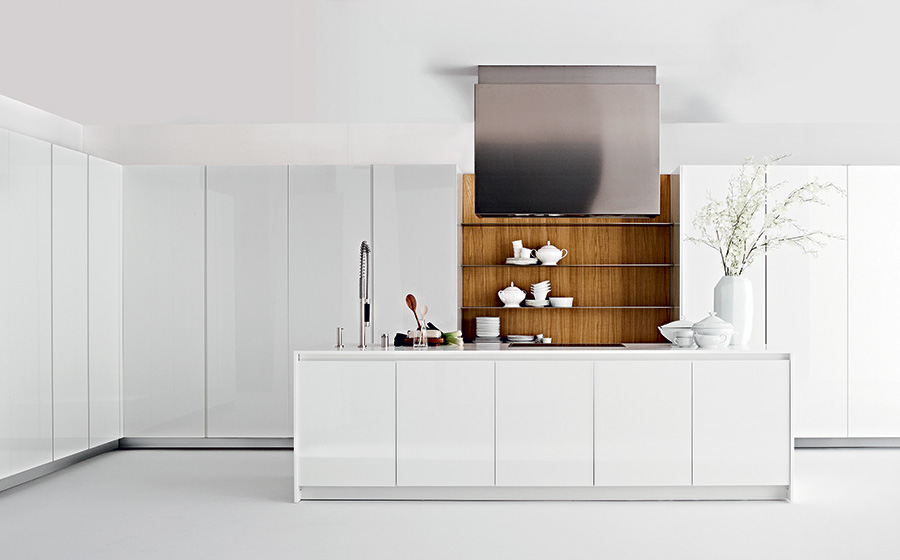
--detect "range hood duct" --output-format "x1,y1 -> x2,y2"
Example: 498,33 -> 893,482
474,66 -> 660,217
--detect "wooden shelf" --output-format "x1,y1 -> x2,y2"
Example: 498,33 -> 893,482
463,306 -> 675,310
462,264 -> 674,268
461,222 -> 674,227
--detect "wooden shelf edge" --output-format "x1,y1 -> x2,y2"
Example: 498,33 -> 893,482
461,263 -> 674,268
462,306 -> 675,310
460,222 -> 674,227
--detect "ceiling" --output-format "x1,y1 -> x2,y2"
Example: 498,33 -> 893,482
1,0 -> 898,126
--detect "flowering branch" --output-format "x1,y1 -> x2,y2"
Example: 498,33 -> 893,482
685,156 -> 845,276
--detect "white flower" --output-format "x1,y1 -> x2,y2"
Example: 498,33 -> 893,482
685,156 -> 845,276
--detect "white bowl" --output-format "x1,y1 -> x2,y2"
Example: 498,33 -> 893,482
694,333 -> 729,348
549,297 -> 573,307
657,319 -> 695,343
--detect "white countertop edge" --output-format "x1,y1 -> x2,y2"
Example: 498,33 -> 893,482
294,343 -> 790,361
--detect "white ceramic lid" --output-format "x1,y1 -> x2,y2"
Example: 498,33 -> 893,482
499,282 -> 524,294
692,312 -> 734,332
659,318 -> 694,330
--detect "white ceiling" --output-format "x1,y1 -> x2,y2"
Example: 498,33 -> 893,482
2,0 -> 899,126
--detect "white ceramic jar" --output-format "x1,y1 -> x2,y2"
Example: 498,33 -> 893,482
691,312 -> 734,347
535,241 -> 568,265
498,282 -> 526,307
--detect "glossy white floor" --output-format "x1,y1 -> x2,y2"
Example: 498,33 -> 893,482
0,449 -> 898,559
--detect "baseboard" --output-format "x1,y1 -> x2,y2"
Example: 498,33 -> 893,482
0,440 -> 119,493
796,437 -> 900,448
118,437 -> 292,449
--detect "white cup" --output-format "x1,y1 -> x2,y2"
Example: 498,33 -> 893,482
518,248 -> 534,259
675,335 -> 694,348
543,337 -> 552,344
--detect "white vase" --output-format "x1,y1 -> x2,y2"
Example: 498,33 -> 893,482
713,275 -> 753,346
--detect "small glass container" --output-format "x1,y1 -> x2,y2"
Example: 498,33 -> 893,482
413,325 -> 428,348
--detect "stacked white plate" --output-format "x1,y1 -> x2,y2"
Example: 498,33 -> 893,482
531,280 -> 551,301
524,299 -> 550,307
507,334 -> 535,343
475,316 -> 501,340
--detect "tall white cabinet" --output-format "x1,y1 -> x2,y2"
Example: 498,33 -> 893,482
679,166 -> 767,343
206,165 -> 290,437
51,146 -> 90,459
87,156 -> 123,447
372,165 -> 461,337
766,166 -> 848,438
289,166 -> 372,349
848,167 -> 900,437
123,166 -> 205,437
0,131 -> 52,477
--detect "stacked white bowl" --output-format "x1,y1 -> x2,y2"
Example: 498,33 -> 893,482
475,316 -> 501,342
530,280 -> 551,301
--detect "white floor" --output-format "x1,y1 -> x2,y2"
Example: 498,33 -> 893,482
1,449 -> 899,559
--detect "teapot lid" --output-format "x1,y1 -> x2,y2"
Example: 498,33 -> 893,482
500,282 -> 524,293
539,241 -> 559,250
692,311 -> 733,330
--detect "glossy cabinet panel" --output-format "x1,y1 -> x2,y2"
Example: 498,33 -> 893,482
288,166 -> 372,349
51,146 -> 89,459
397,361 -> 494,486
206,165 -> 290,437
679,166 -> 766,342
495,361 -> 593,486
372,165 -> 460,337
767,166 -> 848,438
848,167 -> 900,436
693,360 -> 791,486
88,156 -> 122,447
123,166 -> 205,437
0,131 -> 53,476
594,360 -> 692,486
296,360 -> 395,487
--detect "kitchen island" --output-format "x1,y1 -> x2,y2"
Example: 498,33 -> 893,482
294,344 -> 791,502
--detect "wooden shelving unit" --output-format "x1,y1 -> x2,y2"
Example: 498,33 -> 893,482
461,174 -> 674,344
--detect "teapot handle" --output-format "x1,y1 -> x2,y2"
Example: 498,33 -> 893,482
498,291 -> 504,299
559,248 -> 568,260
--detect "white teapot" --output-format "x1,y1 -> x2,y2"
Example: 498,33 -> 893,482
535,241 -> 568,265
497,282 -> 526,307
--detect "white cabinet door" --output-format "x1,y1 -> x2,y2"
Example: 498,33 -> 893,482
51,146 -> 89,459
88,156 -> 122,447
206,165 -> 289,437
289,166 -> 372,349
397,361 -> 494,486
296,360 -> 395,487
848,166 -> 900,436
693,360 -> 791,486
0,131 -> 53,477
679,166 -> 766,343
767,166 -> 847,438
594,361 -> 691,486
495,361 -> 593,486
123,166 -> 205,437
372,165 -> 460,337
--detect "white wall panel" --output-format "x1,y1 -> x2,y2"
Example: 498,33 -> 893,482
88,156 -> 122,447
767,166 -> 847,438
372,165 -> 460,337
0,131 -> 52,476
122,166 -> 205,437
288,165 -> 372,349
51,145 -> 89,459
206,165 -> 289,437
848,166 -> 900,436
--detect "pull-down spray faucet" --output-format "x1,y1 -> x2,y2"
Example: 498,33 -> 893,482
359,241 -> 371,348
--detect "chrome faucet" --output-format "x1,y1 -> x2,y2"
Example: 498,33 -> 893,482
359,241 -> 371,348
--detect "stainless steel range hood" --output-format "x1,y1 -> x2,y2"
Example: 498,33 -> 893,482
474,66 -> 660,217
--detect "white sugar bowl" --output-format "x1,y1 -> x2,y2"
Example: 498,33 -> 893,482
498,282 -> 526,307
692,312 -> 734,347
535,241 -> 568,265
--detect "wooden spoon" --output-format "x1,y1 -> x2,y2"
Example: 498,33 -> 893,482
406,294 -> 421,328
419,304 -> 429,329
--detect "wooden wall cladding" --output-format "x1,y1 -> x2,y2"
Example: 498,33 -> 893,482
461,174 -> 674,344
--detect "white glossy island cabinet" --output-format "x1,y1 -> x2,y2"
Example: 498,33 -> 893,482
294,345 -> 792,502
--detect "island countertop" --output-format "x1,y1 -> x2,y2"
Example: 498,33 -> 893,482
295,342 -> 789,361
